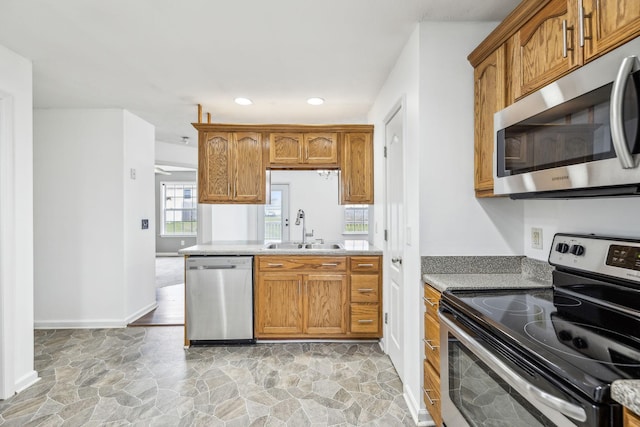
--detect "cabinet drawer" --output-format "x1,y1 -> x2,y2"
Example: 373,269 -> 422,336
350,256 -> 380,272
423,360 -> 442,427
424,313 -> 440,372
350,304 -> 379,333
351,274 -> 379,303
424,283 -> 440,319
258,256 -> 346,272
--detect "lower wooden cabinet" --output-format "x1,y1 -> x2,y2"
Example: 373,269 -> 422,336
625,408 -> 640,427
254,255 -> 381,339
423,282 -> 442,426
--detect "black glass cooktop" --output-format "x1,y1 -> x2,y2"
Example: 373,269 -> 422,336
442,284 -> 640,403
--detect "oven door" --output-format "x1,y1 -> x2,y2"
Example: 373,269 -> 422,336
439,311 -> 587,427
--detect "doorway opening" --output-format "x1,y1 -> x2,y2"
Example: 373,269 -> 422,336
258,184 -> 290,241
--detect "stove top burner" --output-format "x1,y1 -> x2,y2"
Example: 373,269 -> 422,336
523,318 -> 640,366
471,296 -> 544,316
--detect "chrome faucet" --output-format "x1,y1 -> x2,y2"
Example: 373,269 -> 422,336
295,209 -> 314,244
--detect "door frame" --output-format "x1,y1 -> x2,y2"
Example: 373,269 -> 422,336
257,183 -> 290,241
382,96 -> 406,363
0,93 -> 15,399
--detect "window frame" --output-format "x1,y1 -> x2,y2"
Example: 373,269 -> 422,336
160,181 -> 198,237
342,204 -> 369,235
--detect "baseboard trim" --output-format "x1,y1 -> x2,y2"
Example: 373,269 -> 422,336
125,302 -> 158,324
35,318 -> 127,329
404,385 -> 433,426
15,370 -> 39,394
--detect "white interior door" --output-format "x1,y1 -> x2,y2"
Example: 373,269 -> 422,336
258,184 -> 290,241
385,104 -> 404,378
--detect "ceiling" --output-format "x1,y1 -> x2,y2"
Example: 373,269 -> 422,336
0,0 -> 519,145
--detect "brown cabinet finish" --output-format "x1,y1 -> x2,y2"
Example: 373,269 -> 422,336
198,131 -> 266,203
583,0 -> 640,62
269,132 -> 338,167
625,408 -> 640,427
255,255 -> 380,339
423,282 -> 442,426
474,46 -> 506,197
269,133 -> 303,165
341,132 -> 374,204
304,133 -> 338,165
349,256 -> 382,337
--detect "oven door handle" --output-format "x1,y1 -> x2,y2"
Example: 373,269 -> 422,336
440,315 -> 588,423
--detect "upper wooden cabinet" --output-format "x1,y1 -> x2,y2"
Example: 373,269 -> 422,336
468,0 -> 640,197
474,46 -> 506,197
198,131 -> 266,203
269,132 -> 338,167
582,0 -> 640,62
340,132 -> 374,204
193,123 -> 374,205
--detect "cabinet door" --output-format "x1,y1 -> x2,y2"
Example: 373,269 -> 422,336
583,0 -> 640,62
303,133 -> 338,165
340,132 -> 374,204
515,0 -> 582,98
233,132 -> 266,203
198,131 -> 233,202
474,46 -> 506,197
256,273 -> 303,336
269,133 -> 303,165
304,274 -> 347,335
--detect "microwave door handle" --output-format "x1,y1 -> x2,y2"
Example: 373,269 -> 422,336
440,315 -> 588,423
610,55 -> 639,169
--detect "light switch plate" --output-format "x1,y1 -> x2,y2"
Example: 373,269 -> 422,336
141,219 -> 149,230
531,227 -> 543,250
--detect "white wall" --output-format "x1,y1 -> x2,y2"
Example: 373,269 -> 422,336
524,198 -> 640,260
419,22 -> 524,256
155,140 -> 197,168
123,111 -> 156,320
34,109 -> 155,327
0,43 -> 37,399
368,25 -> 422,423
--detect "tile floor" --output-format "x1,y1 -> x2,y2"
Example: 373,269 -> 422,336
0,327 -> 414,426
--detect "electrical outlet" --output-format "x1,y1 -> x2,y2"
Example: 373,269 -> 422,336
130,168 -> 136,180
181,240 -> 185,246
531,227 -> 543,250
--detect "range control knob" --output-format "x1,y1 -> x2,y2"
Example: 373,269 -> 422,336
570,245 -> 585,256
555,243 -> 570,253
572,337 -> 588,349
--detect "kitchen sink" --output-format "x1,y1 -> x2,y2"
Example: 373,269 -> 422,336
264,242 -> 343,250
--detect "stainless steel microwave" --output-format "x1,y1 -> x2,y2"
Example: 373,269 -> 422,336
494,37 -> 640,199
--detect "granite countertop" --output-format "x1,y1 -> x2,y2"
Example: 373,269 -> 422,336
612,380 -> 640,417
422,272 -> 552,293
178,239 -> 382,256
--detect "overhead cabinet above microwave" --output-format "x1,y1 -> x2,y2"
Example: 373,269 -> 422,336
468,0 -> 640,197
193,123 -> 374,205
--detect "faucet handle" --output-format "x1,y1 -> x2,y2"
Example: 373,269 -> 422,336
306,229 -> 314,237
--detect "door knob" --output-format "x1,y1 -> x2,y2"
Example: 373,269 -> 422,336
391,257 -> 402,265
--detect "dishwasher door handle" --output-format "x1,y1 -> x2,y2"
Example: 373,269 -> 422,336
188,265 -> 238,270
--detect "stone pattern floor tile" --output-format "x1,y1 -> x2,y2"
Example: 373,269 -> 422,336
0,327 -> 415,426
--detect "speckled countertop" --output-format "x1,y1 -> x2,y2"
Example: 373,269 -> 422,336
178,239 -> 382,256
422,272 -> 552,293
612,380 -> 640,416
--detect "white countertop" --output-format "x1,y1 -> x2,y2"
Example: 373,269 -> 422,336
178,240 -> 382,256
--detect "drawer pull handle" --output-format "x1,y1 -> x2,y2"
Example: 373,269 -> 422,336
267,263 -> 284,267
357,263 -> 374,267
422,388 -> 439,405
423,297 -> 437,307
358,288 -> 374,292
358,319 -> 374,324
423,338 -> 439,351
322,263 -> 338,267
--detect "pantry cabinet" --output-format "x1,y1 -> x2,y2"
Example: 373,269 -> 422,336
254,255 -> 381,339
197,131 -> 266,203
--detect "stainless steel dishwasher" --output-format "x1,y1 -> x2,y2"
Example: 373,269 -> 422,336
185,256 -> 254,344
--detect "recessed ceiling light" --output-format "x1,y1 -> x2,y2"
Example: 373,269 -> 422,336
307,97 -> 325,106
234,97 -> 253,106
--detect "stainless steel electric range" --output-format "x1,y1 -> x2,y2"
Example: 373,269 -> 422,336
439,233 -> 640,427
